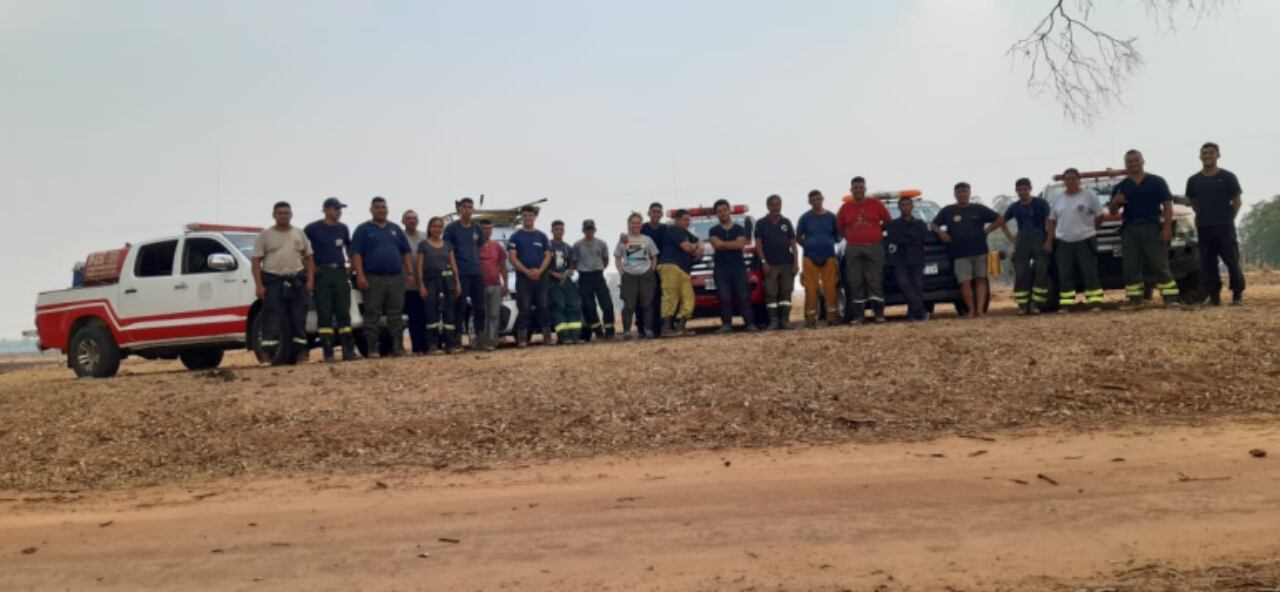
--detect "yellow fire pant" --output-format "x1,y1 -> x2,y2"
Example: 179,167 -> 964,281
802,257 -> 840,322
658,264 -> 695,320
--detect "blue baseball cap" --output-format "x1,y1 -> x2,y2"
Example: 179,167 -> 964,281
322,197 -> 347,210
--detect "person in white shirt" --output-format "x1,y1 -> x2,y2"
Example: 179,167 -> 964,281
1045,168 -> 1105,312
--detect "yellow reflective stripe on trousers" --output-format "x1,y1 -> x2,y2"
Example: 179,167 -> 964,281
1124,283 -> 1144,297
1084,289 -> 1105,304
555,322 -> 583,331
317,328 -> 335,335
1059,292 -> 1077,306
337,326 -> 353,335
1158,281 -> 1179,296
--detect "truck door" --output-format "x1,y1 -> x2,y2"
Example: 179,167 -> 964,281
116,239 -> 187,340
179,236 -> 247,316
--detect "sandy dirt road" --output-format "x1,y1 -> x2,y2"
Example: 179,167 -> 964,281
4,422 -> 1278,592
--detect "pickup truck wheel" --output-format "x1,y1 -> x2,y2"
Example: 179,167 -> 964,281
179,349 -> 225,371
1177,270 -> 1206,305
69,324 -> 121,379
248,313 -> 287,365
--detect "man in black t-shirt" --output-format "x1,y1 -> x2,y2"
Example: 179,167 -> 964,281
930,182 -> 1003,319
708,199 -> 756,333
657,209 -> 701,336
753,194 -> 798,330
1111,149 -> 1180,309
1186,142 -> 1246,305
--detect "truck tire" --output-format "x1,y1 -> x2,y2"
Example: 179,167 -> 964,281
1177,270 -> 1206,305
69,323 -> 122,379
248,313 -> 296,365
179,349 -> 225,371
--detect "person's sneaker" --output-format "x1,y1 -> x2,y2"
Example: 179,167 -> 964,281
1231,293 -> 1243,306
1016,307 -> 1028,316
1165,300 -> 1183,310
874,315 -> 887,324
622,333 -> 635,341
447,346 -> 463,355
1119,300 -> 1144,312
745,324 -> 759,333
717,325 -> 733,334
1029,304 -> 1041,315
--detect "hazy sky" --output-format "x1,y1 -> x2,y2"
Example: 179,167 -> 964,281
3,0 -> 1278,337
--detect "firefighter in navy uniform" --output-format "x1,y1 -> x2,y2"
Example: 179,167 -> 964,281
1111,150 -> 1181,310
253,201 -> 316,365
304,197 -> 357,362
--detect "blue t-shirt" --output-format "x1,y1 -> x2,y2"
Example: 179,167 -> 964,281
549,240 -> 573,274
1112,174 -> 1172,224
796,210 -> 839,266
708,223 -> 747,271
443,220 -> 484,276
1003,198 -> 1050,233
351,221 -> 411,276
304,220 -> 351,266
640,222 -> 668,253
507,228 -> 550,272
660,226 -> 699,272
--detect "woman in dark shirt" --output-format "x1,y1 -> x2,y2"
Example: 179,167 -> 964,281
417,217 -> 462,354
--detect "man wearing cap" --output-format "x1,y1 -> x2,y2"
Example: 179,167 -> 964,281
754,194 -> 798,330
549,220 -> 584,345
304,197 -> 357,362
837,176 -> 892,324
930,182 -> 1004,319
351,196 -> 414,358
401,210 -> 428,354
994,178 -> 1052,315
253,201 -> 315,365
574,219 -> 615,341
507,205 -> 553,347
444,197 -> 487,347
796,190 -> 841,328
1111,149 -> 1181,310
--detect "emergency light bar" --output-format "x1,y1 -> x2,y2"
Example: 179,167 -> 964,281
184,223 -> 264,233
1051,169 -> 1125,182
671,204 -> 749,218
846,189 -> 923,203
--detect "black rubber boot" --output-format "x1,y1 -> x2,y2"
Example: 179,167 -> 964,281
320,335 -> 336,363
661,317 -> 678,338
365,332 -> 381,360
778,305 -> 793,330
390,333 -> 407,358
766,307 -> 780,330
339,332 -> 357,362
850,302 -> 866,325
517,329 -> 529,349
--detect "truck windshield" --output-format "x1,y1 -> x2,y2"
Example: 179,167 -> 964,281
224,233 -> 257,259
689,216 -> 752,241
884,200 -> 941,223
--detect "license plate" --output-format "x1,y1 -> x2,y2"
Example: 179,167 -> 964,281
704,278 -> 716,291
924,263 -> 939,275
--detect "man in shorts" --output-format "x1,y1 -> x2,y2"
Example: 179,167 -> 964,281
930,182 -> 1004,319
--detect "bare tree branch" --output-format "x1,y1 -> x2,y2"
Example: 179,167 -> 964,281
1009,0 -> 1230,124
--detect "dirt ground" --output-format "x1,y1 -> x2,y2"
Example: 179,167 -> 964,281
2,425 -> 1278,591
2,272 -> 1280,590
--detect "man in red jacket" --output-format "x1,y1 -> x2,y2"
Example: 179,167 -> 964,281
837,176 -> 892,324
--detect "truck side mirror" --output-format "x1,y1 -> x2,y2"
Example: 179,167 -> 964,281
207,253 -> 237,272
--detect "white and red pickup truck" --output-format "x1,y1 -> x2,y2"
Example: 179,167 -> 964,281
35,223 -> 365,378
